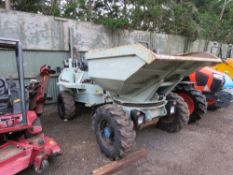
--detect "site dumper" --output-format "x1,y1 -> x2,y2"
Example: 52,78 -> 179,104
57,44 -> 220,160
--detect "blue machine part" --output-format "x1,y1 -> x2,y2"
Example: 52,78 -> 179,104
224,73 -> 233,89
103,127 -> 111,139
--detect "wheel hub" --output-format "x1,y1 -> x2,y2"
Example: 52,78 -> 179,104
103,127 -> 111,139
178,93 -> 195,115
99,120 -> 114,145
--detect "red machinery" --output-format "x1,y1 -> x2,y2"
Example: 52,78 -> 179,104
0,38 -> 61,175
28,64 -> 55,116
189,66 -> 232,110
175,66 -> 232,123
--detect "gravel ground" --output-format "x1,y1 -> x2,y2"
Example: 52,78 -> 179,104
19,103 -> 233,175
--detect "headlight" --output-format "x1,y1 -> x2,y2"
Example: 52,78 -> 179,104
137,116 -> 144,125
170,106 -> 176,114
213,73 -> 223,80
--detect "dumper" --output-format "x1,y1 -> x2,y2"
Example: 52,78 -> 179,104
57,44 -> 220,159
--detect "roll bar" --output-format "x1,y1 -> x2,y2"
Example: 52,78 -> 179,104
0,38 -> 27,123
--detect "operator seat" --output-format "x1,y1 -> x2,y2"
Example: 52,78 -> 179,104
0,78 -> 21,115
0,78 -> 11,114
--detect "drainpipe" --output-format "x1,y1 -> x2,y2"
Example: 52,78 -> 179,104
69,27 -> 74,59
149,31 -> 153,50
184,37 -> 190,53
204,40 -> 209,52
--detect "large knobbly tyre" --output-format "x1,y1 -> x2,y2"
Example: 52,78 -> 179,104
157,92 -> 189,133
175,85 -> 207,123
57,91 -> 76,121
92,104 -> 136,160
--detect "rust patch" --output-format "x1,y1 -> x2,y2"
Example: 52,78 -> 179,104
147,52 -> 156,64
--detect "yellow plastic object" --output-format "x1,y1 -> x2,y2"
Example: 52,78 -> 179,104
213,58 -> 233,79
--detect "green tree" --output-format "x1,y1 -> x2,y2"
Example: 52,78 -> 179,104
1,0 -> 233,43
91,0 -> 129,29
11,0 -> 44,13
197,0 -> 233,43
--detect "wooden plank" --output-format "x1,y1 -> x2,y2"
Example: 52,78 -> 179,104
92,148 -> 147,175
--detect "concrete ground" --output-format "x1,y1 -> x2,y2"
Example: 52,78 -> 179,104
20,103 -> 233,175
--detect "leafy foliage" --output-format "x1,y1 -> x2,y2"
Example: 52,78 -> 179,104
11,0 -> 44,13
2,0 -> 233,42
96,17 -> 129,29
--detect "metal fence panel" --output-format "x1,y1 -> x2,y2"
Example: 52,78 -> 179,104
47,75 -> 59,103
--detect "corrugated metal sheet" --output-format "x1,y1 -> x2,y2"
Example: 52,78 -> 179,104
25,75 -> 59,104
11,75 -> 59,104
47,75 -> 59,103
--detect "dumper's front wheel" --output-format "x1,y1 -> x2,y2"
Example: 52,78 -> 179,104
57,91 -> 76,121
157,93 -> 189,133
92,104 -> 136,160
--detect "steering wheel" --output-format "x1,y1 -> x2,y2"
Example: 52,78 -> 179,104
0,79 -> 6,95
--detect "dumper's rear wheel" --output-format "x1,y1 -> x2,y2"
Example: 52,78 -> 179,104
175,85 -> 207,123
157,92 -> 189,133
92,104 -> 136,160
57,91 -> 76,121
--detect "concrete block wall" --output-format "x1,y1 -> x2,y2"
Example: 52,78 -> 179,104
0,9 -> 228,102
1,9 -> 229,76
